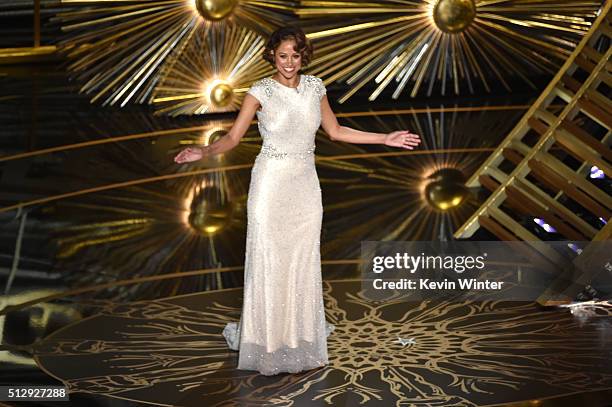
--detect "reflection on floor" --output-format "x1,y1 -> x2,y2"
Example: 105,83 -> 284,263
30,280 -> 612,407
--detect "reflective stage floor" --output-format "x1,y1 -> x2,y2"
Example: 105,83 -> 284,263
30,279 -> 612,407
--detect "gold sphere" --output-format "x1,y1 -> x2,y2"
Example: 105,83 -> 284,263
194,0 -> 238,21
209,83 -> 233,108
433,0 -> 476,34
203,129 -> 228,161
188,186 -> 234,236
424,168 -> 469,211
207,129 -> 227,145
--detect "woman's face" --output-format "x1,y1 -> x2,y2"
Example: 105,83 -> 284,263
273,38 -> 302,80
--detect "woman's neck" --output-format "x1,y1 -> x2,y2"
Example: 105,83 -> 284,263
272,73 -> 300,88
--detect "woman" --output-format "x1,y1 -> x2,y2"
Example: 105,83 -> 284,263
174,26 -> 421,376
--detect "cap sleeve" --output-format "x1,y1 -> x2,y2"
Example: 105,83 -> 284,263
315,77 -> 327,100
246,79 -> 269,105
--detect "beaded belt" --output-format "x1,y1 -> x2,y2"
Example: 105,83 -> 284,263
259,143 -> 315,159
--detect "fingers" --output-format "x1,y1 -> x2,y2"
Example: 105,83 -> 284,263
174,150 -> 185,163
384,131 -> 421,150
401,132 -> 421,150
174,148 -> 191,163
174,146 -> 200,163
396,131 -> 420,140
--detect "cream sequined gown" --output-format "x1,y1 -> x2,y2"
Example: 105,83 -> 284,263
222,74 -> 335,376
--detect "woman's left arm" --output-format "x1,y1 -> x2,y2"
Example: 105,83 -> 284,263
320,95 -> 421,149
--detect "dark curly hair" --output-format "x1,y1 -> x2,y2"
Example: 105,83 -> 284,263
263,26 -> 314,68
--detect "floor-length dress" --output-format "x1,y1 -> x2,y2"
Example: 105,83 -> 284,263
222,74 -> 335,376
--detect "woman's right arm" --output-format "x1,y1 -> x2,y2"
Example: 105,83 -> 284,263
203,94 -> 260,155
174,94 -> 260,163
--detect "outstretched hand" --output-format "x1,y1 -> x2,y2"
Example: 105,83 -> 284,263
174,146 -> 206,164
384,130 -> 421,150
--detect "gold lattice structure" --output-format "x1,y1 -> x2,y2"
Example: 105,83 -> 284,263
454,1 -> 612,304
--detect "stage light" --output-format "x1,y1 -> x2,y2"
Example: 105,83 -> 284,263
533,218 -> 557,233
567,243 -> 583,255
590,165 -> 605,179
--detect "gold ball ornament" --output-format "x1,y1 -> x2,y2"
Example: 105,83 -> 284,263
188,186 -> 235,236
424,168 -> 470,211
433,0 -> 476,34
206,129 -> 227,145
209,83 -> 234,108
194,0 -> 238,21
203,129 -> 228,162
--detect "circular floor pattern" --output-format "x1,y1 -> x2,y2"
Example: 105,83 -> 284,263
34,280 -> 612,406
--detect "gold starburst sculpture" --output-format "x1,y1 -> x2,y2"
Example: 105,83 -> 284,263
53,0 -> 296,107
298,0 -> 602,102
151,25 -> 274,116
